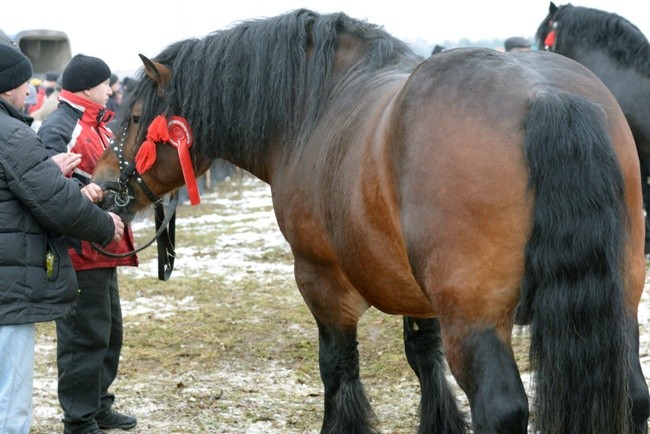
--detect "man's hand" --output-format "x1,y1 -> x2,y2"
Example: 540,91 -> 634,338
108,212 -> 124,242
81,183 -> 104,203
51,152 -> 81,176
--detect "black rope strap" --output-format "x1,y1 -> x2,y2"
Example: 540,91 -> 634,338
92,192 -> 178,281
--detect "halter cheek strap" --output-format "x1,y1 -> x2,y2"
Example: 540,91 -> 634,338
135,115 -> 201,205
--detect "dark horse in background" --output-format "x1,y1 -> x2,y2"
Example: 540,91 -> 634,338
537,1 -> 650,253
93,10 -> 649,433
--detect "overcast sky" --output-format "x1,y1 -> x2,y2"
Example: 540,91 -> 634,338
3,0 -> 649,76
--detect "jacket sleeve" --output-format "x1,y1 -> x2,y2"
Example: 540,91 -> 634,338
38,111 -> 73,156
2,126 -> 115,246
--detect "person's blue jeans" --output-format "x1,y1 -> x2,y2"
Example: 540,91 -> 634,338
0,323 -> 35,434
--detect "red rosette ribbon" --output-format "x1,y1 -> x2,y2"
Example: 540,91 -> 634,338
135,115 -> 169,174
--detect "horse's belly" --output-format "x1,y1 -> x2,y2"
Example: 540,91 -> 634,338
345,261 -> 437,317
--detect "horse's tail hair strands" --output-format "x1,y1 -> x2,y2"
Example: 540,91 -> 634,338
518,92 -> 630,433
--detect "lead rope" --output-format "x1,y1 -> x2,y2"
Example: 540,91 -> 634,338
155,194 -> 177,281
92,188 -> 179,280
91,192 -> 178,262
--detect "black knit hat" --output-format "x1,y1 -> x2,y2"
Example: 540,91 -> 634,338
504,36 -> 532,52
62,54 -> 111,92
44,71 -> 60,82
0,44 -> 33,93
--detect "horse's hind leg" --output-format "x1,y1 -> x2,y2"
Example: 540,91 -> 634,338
403,317 -> 468,433
445,325 -> 528,434
315,318 -> 377,434
625,316 -> 650,433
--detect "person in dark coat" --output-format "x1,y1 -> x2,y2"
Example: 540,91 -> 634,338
0,44 -> 124,434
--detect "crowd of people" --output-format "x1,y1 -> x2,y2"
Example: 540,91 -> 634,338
0,35 -> 138,434
27,69 -> 132,133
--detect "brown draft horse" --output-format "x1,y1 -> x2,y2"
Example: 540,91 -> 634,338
93,10 -> 649,433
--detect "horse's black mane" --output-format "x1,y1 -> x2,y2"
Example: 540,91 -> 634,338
126,9 -> 421,167
548,4 -> 650,74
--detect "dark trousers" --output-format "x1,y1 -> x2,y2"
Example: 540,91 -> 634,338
56,268 -> 123,434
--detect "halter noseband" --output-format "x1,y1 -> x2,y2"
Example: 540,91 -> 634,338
102,135 -> 162,208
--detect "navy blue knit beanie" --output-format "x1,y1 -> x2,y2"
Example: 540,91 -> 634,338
504,36 -> 532,52
62,54 -> 111,92
0,45 -> 33,93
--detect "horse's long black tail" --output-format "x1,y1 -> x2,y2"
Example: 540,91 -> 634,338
518,92 -> 631,433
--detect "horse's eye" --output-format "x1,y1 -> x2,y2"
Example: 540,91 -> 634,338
132,115 -> 141,124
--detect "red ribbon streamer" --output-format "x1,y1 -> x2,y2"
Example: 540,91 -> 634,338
544,30 -> 556,49
167,116 -> 200,206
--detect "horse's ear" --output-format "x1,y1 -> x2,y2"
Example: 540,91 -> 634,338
138,53 -> 171,90
549,2 -> 558,14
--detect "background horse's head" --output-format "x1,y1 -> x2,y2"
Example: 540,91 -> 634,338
536,2 -> 560,51
534,1 -> 650,254
536,2 -> 650,69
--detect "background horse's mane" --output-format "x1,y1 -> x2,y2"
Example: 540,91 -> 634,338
126,9 -> 421,166
549,5 -> 650,75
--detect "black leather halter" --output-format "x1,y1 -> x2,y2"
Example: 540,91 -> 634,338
93,135 -> 178,281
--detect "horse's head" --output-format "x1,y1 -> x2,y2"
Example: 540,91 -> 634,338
93,54 -> 208,222
536,2 -> 564,51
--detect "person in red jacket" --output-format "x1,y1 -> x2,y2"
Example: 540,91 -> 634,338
37,54 -> 138,434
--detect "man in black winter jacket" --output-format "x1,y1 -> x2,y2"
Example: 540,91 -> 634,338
0,43 -> 124,434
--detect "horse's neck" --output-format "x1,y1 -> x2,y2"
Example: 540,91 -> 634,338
566,44 -> 650,91
222,147 -> 278,185
568,45 -> 619,76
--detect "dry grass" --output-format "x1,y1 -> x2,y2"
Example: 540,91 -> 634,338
29,174 -> 650,434
30,175 -> 424,433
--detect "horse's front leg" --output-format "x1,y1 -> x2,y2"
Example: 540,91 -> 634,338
315,317 -> 376,434
403,316 -> 468,433
294,261 -> 377,434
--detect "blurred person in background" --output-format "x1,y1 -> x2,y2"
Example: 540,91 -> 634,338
27,71 -> 59,114
504,36 -> 532,52
106,73 -> 122,131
